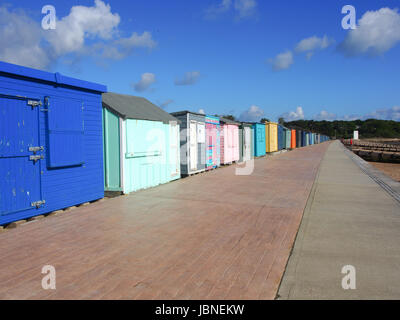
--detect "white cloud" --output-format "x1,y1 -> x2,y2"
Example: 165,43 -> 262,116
338,7 -> 400,56
363,106 -> 400,121
239,105 -> 264,122
205,0 -> 257,20
0,7 -> 51,69
132,73 -> 156,92
46,0 -> 120,56
313,110 -> 337,121
341,114 -> 361,121
175,71 -> 201,86
281,106 -> 305,121
294,106 -> 400,122
98,31 -> 157,60
268,34 -> 333,69
0,1 -> 156,70
268,50 -> 294,71
116,31 -> 157,49
198,108 -> 206,114
234,0 -> 257,19
205,0 -> 232,19
295,35 -> 333,53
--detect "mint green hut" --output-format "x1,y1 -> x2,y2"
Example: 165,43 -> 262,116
102,93 -> 180,194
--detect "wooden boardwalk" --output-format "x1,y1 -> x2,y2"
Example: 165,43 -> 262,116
0,142 -> 330,300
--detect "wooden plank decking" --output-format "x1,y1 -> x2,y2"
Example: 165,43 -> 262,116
0,142 -> 330,299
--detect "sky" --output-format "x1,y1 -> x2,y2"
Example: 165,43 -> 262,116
0,0 -> 399,122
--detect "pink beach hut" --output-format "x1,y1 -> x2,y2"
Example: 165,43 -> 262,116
219,117 -> 240,165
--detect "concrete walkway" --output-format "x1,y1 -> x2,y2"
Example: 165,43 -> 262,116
278,141 -> 400,299
0,142 -> 329,300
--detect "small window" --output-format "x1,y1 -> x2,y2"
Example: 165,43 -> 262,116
47,98 -> 84,168
197,123 -> 205,143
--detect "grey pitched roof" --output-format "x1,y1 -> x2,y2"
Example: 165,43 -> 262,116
219,116 -> 241,125
102,92 -> 178,124
170,110 -> 206,117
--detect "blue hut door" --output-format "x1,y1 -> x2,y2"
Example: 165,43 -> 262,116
0,95 -> 43,217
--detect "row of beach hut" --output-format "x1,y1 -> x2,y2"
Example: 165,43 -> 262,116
0,61 -> 329,225
275,125 -> 329,150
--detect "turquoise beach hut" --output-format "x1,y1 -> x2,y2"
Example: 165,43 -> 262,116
102,92 -> 180,194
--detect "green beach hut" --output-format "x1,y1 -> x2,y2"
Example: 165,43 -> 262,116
102,92 -> 180,194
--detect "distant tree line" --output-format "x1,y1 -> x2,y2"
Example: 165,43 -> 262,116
217,115 -> 400,139
283,119 -> 400,139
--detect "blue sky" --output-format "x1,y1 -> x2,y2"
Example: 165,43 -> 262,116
1,0 -> 399,121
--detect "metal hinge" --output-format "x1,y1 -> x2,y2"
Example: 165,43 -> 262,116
41,96 -> 49,111
27,100 -> 42,107
29,146 -> 44,153
29,155 -> 44,162
31,200 -> 45,208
